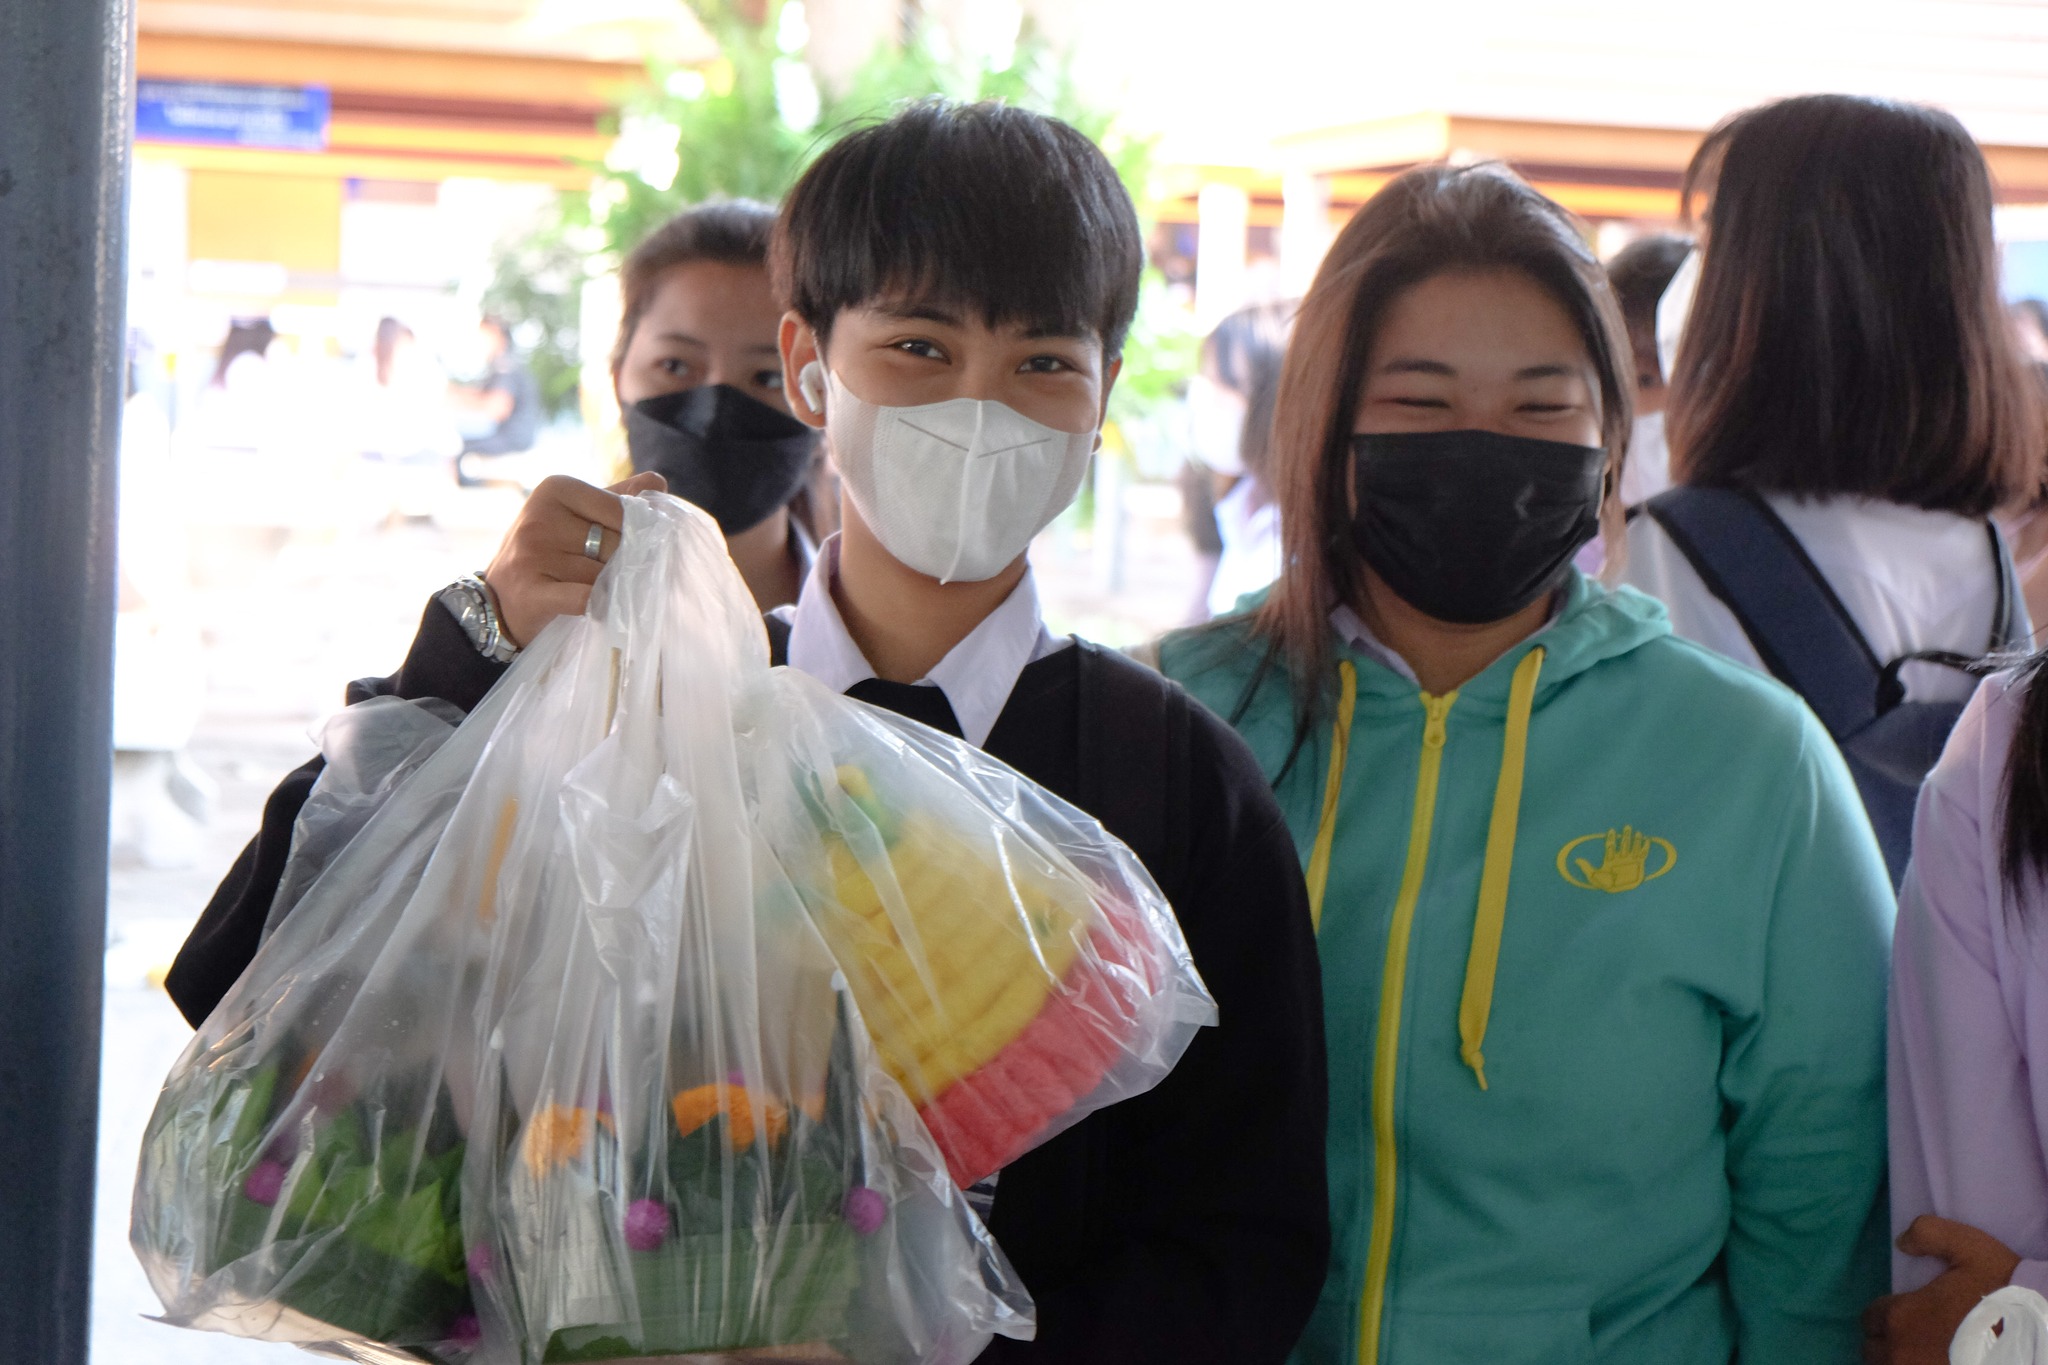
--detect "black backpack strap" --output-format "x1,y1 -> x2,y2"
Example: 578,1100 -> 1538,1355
1643,487 -> 1883,740
1861,520 -> 2027,710
1074,640 -> 1191,897
1989,520 -> 2029,651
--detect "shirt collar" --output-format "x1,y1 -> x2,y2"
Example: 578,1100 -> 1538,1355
1329,591 -> 1566,688
786,535 -> 1063,747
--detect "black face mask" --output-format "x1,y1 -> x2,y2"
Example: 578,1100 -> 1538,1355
625,385 -> 820,535
1348,428 -> 1605,625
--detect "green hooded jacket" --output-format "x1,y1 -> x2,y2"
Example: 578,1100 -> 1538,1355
1158,574 -> 1891,1365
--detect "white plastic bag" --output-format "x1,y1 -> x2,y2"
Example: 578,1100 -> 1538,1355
134,492 -> 1211,1361
134,495 -> 1032,1362
1953,1286 -> 2048,1365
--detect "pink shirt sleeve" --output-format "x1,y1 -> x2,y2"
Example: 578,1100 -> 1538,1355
1889,673 -> 2048,1291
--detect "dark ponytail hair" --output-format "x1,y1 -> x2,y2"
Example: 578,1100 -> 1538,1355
2003,655 -> 2048,895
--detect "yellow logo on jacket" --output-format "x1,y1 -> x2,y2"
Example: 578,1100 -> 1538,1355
1558,826 -> 1676,894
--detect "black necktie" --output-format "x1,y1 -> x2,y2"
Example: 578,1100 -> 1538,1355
846,677 -> 963,738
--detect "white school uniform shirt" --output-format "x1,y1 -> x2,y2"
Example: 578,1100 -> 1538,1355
1207,480 -> 1283,619
781,534 -> 1068,748
1329,596 -> 1565,687
1623,494 -> 2013,704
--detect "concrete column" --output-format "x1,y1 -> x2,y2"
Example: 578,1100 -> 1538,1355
1280,171 -> 1333,298
1194,182 -> 1250,333
0,0 -> 132,1361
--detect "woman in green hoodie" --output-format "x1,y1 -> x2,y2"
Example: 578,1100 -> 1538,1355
1157,164 -> 1893,1364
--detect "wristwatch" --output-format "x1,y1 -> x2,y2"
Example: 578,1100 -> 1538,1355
436,574 -> 520,663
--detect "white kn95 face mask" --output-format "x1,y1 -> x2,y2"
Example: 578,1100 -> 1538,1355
800,360 -> 1097,584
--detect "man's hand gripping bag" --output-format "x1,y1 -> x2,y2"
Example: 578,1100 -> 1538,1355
130,495 -> 1039,1364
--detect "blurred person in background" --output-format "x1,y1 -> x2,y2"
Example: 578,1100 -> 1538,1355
110,331 -> 214,868
1627,95 -> 2044,883
356,316 -> 463,519
1184,300 -> 1294,620
182,316 -> 282,452
451,313 -> 541,484
1602,233 -> 1691,506
208,316 -> 278,392
1157,162 -> 1892,1365
2012,298 -> 2048,366
610,199 -> 826,611
1998,299 -> 2048,624
1177,459 -> 1225,622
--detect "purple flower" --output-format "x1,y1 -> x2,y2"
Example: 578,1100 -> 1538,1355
443,1312 -> 483,1349
465,1243 -> 496,1285
242,1159 -> 288,1207
843,1185 -> 887,1236
624,1198 -> 670,1251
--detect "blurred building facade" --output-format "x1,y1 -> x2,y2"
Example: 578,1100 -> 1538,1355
130,0 -> 714,411
127,0 -> 2048,389
1096,0 -> 2048,321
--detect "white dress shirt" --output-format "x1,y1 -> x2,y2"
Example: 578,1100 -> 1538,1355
782,535 -> 1068,747
1625,494 -> 2015,703
1329,596 -> 1565,688
1208,480 -> 1283,619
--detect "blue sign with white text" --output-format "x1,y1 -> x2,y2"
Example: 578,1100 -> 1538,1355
136,80 -> 329,151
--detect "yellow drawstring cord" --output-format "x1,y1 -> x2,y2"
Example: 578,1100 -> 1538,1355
1457,646 -> 1546,1090
1305,659 -> 1358,934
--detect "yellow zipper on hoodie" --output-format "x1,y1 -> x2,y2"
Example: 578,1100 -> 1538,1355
1353,688 -> 1456,1365
1309,648 -> 1546,1365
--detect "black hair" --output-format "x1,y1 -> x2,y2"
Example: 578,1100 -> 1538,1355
611,199 -> 778,375
2005,654 -> 2048,899
772,99 -> 1143,355
1602,233 -> 1691,381
1670,94 -> 2043,513
209,317 -> 276,388
1201,299 -> 1295,483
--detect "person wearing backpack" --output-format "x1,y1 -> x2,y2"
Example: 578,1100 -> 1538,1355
1156,161 -> 1892,1364
1625,95 -> 2045,883
166,102 -> 1329,1363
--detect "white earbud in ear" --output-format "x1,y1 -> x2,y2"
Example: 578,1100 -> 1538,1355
798,360 -> 826,416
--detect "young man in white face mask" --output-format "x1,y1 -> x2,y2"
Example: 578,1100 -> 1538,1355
165,101 -> 1330,1363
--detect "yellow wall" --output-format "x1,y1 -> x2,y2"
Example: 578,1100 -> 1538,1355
186,169 -> 342,273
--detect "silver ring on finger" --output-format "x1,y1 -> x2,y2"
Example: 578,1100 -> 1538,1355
583,522 -> 604,560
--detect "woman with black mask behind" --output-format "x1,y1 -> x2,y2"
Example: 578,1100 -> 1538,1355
611,200 -> 826,611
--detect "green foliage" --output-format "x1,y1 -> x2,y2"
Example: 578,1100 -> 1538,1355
497,0 -> 1196,430
1112,273 -> 1203,429
589,1 -> 1154,253
481,217 -> 586,421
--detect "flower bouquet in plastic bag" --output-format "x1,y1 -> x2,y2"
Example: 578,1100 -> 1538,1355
132,495 -> 1037,1363
750,677 -> 1216,1187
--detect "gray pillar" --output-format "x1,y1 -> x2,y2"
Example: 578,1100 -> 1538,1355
0,0 -> 133,1361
